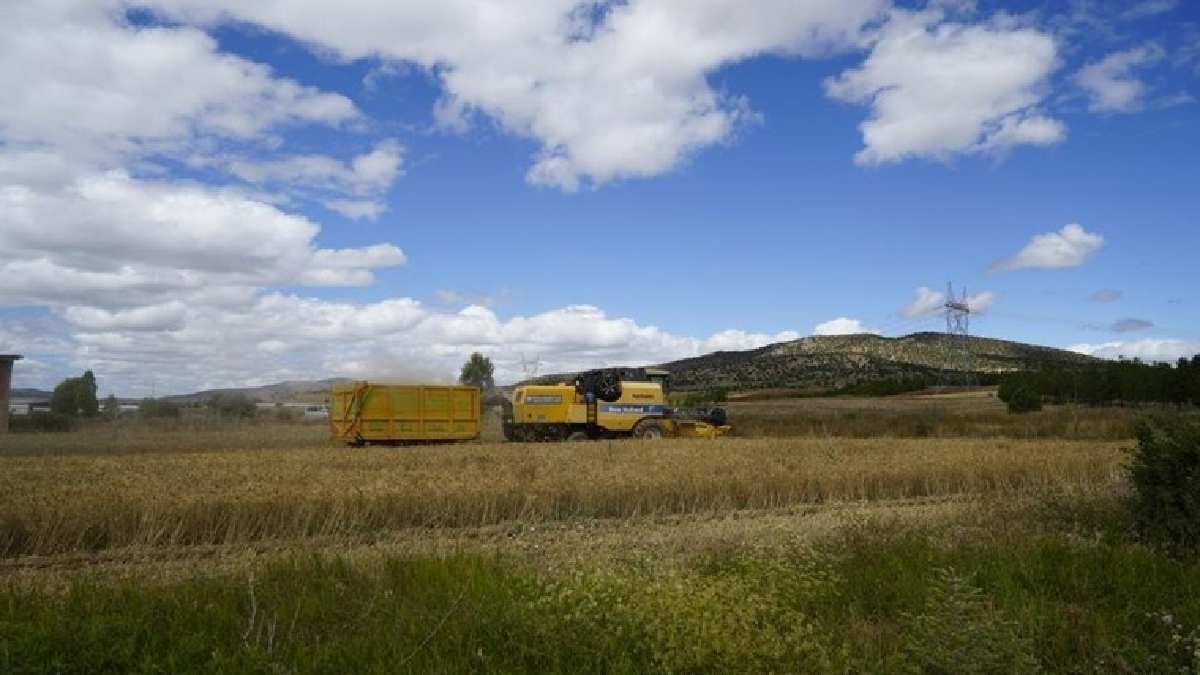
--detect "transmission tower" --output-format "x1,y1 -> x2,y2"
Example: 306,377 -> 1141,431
519,353 -> 542,381
939,282 -> 975,388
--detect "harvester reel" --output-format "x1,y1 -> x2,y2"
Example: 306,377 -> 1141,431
594,370 -> 621,401
576,369 -> 622,402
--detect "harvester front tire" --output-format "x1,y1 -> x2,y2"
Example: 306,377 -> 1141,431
632,420 -> 664,440
566,431 -> 589,442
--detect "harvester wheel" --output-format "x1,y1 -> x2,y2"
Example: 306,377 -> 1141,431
707,407 -> 728,426
566,431 -> 589,442
632,419 -> 664,440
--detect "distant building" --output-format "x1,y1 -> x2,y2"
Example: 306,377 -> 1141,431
303,405 -> 329,419
0,355 -> 22,434
9,399 -> 52,416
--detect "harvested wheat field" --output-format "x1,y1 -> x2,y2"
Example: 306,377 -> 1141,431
4,419 -> 1200,674
0,436 -> 1123,558
2,429 -> 1123,557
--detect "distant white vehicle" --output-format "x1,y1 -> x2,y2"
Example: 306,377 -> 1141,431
303,405 -> 329,419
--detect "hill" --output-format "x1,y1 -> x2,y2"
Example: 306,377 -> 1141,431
537,332 -> 1099,393
9,388 -> 52,400
163,378 -> 350,405
150,333 -> 1098,402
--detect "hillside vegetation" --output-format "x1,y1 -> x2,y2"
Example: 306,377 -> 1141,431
664,332 -> 1096,391
531,332 -> 1097,393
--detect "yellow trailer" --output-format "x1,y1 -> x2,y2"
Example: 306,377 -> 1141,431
330,382 -> 480,446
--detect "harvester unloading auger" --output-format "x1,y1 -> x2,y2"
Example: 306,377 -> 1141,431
502,367 -> 730,441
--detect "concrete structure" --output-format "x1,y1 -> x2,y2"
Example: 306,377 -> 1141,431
0,355 -> 22,434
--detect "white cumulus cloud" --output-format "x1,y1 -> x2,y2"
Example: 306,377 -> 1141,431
813,317 -> 880,336
0,2 -> 358,164
902,287 -> 947,318
3,297 -> 802,394
212,140 -> 404,219
992,223 -> 1104,272
1068,339 -> 1200,363
0,171 -> 406,309
1075,43 -> 1166,113
901,286 -> 996,318
824,8 -> 1063,164
146,0 -> 892,189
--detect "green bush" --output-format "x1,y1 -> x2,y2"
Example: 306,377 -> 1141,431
206,393 -> 257,420
1127,416 -> 1200,551
900,568 -> 1039,674
834,376 -> 932,397
675,388 -> 728,407
7,412 -> 77,433
1005,386 -> 1042,414
138,398 -> 181,419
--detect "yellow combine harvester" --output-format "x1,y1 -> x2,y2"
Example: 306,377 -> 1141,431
502,368 -> 730,441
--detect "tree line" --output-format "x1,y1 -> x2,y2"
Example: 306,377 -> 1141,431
999,355 -> 1200,408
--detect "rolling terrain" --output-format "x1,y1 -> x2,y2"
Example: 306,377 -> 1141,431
537,332 -> 1098,393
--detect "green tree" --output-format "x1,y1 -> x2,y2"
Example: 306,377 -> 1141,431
459,352 -> 495,391
49,370 -> 101,417
1005,386 -> 1042,414
49,378 -> 80,416
1127,416 -> 1200,551
102,394 -> 120,419
77,370 -> 99,417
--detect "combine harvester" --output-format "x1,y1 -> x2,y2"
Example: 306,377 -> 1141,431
502,368 -> 730,441
330,368 -> 730,446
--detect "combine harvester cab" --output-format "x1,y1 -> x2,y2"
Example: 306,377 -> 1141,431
502,368 -> 731,441
330,382 -> 480,446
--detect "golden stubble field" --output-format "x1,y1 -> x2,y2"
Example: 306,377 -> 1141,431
0,434 -> 1124,560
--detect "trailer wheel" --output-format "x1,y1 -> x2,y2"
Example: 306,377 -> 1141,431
632,419 -> 664,440
566,431 -> 589,442
502,423 -> 519,442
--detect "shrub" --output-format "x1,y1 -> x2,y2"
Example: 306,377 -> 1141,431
272,406 -> 300,422
1126,416 -> 1200,551
1005,386 -> 1042,414
834,376 -> 931,397
139,398 -> 181,419
206,393 -> 257,419
676,388 -> 729,407
7,412 -> 77,433
901,567 -> 1039,674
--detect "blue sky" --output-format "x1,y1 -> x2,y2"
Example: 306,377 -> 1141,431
1,0 -> 1198,395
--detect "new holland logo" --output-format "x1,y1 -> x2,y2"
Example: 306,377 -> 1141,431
599,404 -> 665,414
